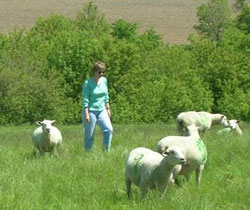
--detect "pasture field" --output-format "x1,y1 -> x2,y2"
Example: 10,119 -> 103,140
0,123 -> 250,210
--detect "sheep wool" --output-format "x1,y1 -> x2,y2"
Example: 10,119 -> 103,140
196,138 -> 207,163
217,119 -> 243,136
156,125 -> 207,184
177,111 -> 228,136
125,146 -> 186,198
32,120 -> 62,156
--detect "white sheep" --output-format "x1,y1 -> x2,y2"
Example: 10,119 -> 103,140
125,146 -> 186,198
32,120 -> 63,156
217,119 -> 243,136
176,111 -> 228,136
156,124 -> 207,184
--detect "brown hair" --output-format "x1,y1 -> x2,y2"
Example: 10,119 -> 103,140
92,61 -> 106,72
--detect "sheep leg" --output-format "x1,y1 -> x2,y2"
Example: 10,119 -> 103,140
169,165 -> 183,186
172,165 -> 182,182
40,151 -> 45,156
53,144 -> 64,157
56,144 -> 64,155
139,181 -> 148,199
38,147 -> 45,157
184,174 -> 191,182
125,178 -> 132,198
49,149 -> 55,157
32,148 -> 38,158
195,164 -> 204,184
158,182 -> 168,199
168,173 -> 175,185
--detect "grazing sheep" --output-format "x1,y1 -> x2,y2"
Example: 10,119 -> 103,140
125,146 -> 186,198
32,120 -> 63,156
217,119 -> 243,136
177,111 -> 228,136
156,125 -> 207,184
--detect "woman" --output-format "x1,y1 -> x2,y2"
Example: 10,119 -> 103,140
82,61 -> 113,151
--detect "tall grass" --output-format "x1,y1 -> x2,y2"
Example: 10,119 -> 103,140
0,123 -> 249,210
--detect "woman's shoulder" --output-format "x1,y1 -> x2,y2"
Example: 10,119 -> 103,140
101,77 -> 107,83
84,77 -> 93,85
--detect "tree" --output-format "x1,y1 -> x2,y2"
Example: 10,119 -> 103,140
236,4 -> 250,33
234,0 -> 250,11
75,1 -> 110,34
111,19 -> 138,40
194,0 -> 232,41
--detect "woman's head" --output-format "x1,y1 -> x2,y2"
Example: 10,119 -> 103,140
93,61 -> 106,76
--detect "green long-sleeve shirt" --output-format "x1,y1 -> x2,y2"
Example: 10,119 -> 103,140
82,77 -> 109,111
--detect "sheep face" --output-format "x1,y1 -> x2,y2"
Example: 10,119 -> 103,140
220,115 -> 228,127
163,146 -> 186,166
228,120 -> 239,130
36,120 -> 55,134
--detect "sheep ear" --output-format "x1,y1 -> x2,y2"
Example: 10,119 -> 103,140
51,120 -> 56,124
162,150 -> 168,156
162,148 -> 170,156
162,152 -> 168,157
222,115 -> 227,120
36,121 -> 42,125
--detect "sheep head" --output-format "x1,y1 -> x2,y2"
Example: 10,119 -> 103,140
36,120 -> 55,133
228,119 -> 240,130
162,146 -> 186,165
220,115 -> 229,127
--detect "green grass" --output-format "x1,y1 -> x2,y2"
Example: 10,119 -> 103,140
0,123 -> 250,210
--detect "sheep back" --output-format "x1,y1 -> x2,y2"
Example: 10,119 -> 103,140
178,111 -> 212,128
157,136 -> 207,173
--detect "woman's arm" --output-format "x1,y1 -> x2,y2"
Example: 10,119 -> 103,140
83,80 -> 90,123
106,103 -> 111,118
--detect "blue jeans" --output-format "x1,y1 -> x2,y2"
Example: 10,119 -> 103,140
82,109 -> 113,152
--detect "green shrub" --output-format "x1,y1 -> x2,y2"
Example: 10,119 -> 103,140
0,68 -> 78,125
1,2 -> 250,124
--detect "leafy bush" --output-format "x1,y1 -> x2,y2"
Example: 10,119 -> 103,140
236,5 -> 250,34
217,89 -> 250,120
0,2 -> 250,125
111,19 -> 138,40
0,68 -> 78,125
194,0 -> 232,41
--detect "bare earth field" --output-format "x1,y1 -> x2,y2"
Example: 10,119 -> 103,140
0,0 -> 234,44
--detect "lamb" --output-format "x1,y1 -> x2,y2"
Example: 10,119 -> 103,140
176,111 -> 228,136
125,146 -> 186,198
156,124 -> 207,184
32,120 -> 63,156
217,119 -> 243,136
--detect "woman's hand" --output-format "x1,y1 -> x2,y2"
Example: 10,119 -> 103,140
85,108 -> 90,123
85,114 -> 90,123
106,104 -> 111,118
107,108 -> 111,118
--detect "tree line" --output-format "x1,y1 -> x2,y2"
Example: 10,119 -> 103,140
0,0 -> 250,125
